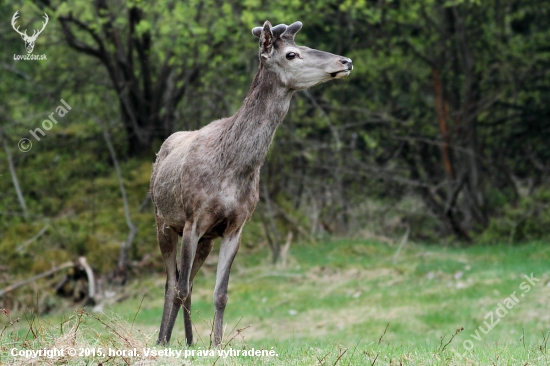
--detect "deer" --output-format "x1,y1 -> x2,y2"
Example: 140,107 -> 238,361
11,11 -> 49,54
150,20 -> 353,347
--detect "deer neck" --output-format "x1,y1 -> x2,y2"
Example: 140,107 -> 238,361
219,66 -> 294,175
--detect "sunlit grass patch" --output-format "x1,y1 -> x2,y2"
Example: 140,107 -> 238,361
2,240 -> 550,364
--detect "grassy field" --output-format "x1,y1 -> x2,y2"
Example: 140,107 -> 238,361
1,239 -> 550,365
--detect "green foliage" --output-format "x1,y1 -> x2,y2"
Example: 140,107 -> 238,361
478,187 -> 550,244
1,0 -> 549,299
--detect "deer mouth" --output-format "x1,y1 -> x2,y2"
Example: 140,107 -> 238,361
330,70 -> 351,79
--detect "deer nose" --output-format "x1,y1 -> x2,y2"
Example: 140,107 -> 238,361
340,58 -> 353,70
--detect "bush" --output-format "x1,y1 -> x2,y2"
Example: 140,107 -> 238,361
477,187 -> 550,244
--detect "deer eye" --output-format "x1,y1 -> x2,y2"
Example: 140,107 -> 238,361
286,52 -> 296,60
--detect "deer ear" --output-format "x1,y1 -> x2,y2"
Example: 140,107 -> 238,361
258,20 -> 274,59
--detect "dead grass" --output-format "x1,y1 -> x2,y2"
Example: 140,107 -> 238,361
0,309 -> 161,365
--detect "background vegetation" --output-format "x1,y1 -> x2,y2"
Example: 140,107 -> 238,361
0,0 -> 549,363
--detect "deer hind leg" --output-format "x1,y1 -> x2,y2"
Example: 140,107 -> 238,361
156,218 -> 180,345
183,238 -> 214,346
213,229 -> 242,347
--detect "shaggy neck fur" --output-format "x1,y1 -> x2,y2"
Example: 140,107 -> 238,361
214,65 -> 294,176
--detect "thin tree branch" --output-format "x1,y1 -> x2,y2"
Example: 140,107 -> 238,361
102,129 -> 138,271
16,224 -> 50,253
262,180 -> 281,264
2,134 -> 28,218
59,15 -> 105,59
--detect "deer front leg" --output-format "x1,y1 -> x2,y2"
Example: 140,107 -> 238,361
213,229 -> 242,347
175,222 -> 200,320
156,220 -> 180,345
183,238 -> 214,346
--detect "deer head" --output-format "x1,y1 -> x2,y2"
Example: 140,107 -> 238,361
11,11 -> 49,54
252,21 -> 353,90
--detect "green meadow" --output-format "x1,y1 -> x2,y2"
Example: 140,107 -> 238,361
2,239 -> 549,365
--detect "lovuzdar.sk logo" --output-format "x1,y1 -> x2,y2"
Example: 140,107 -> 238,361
11,10 -> 48,60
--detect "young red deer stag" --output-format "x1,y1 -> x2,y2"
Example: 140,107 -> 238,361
151,20 -> 352,346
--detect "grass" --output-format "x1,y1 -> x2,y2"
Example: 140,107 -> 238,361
1,239 -> 550,364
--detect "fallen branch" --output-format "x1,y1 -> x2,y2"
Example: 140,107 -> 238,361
0,261 -> 74,297
0,257 -> 96,302
78,257 -> 95,301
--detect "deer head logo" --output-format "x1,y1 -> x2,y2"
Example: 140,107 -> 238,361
11,11 -> 49,54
